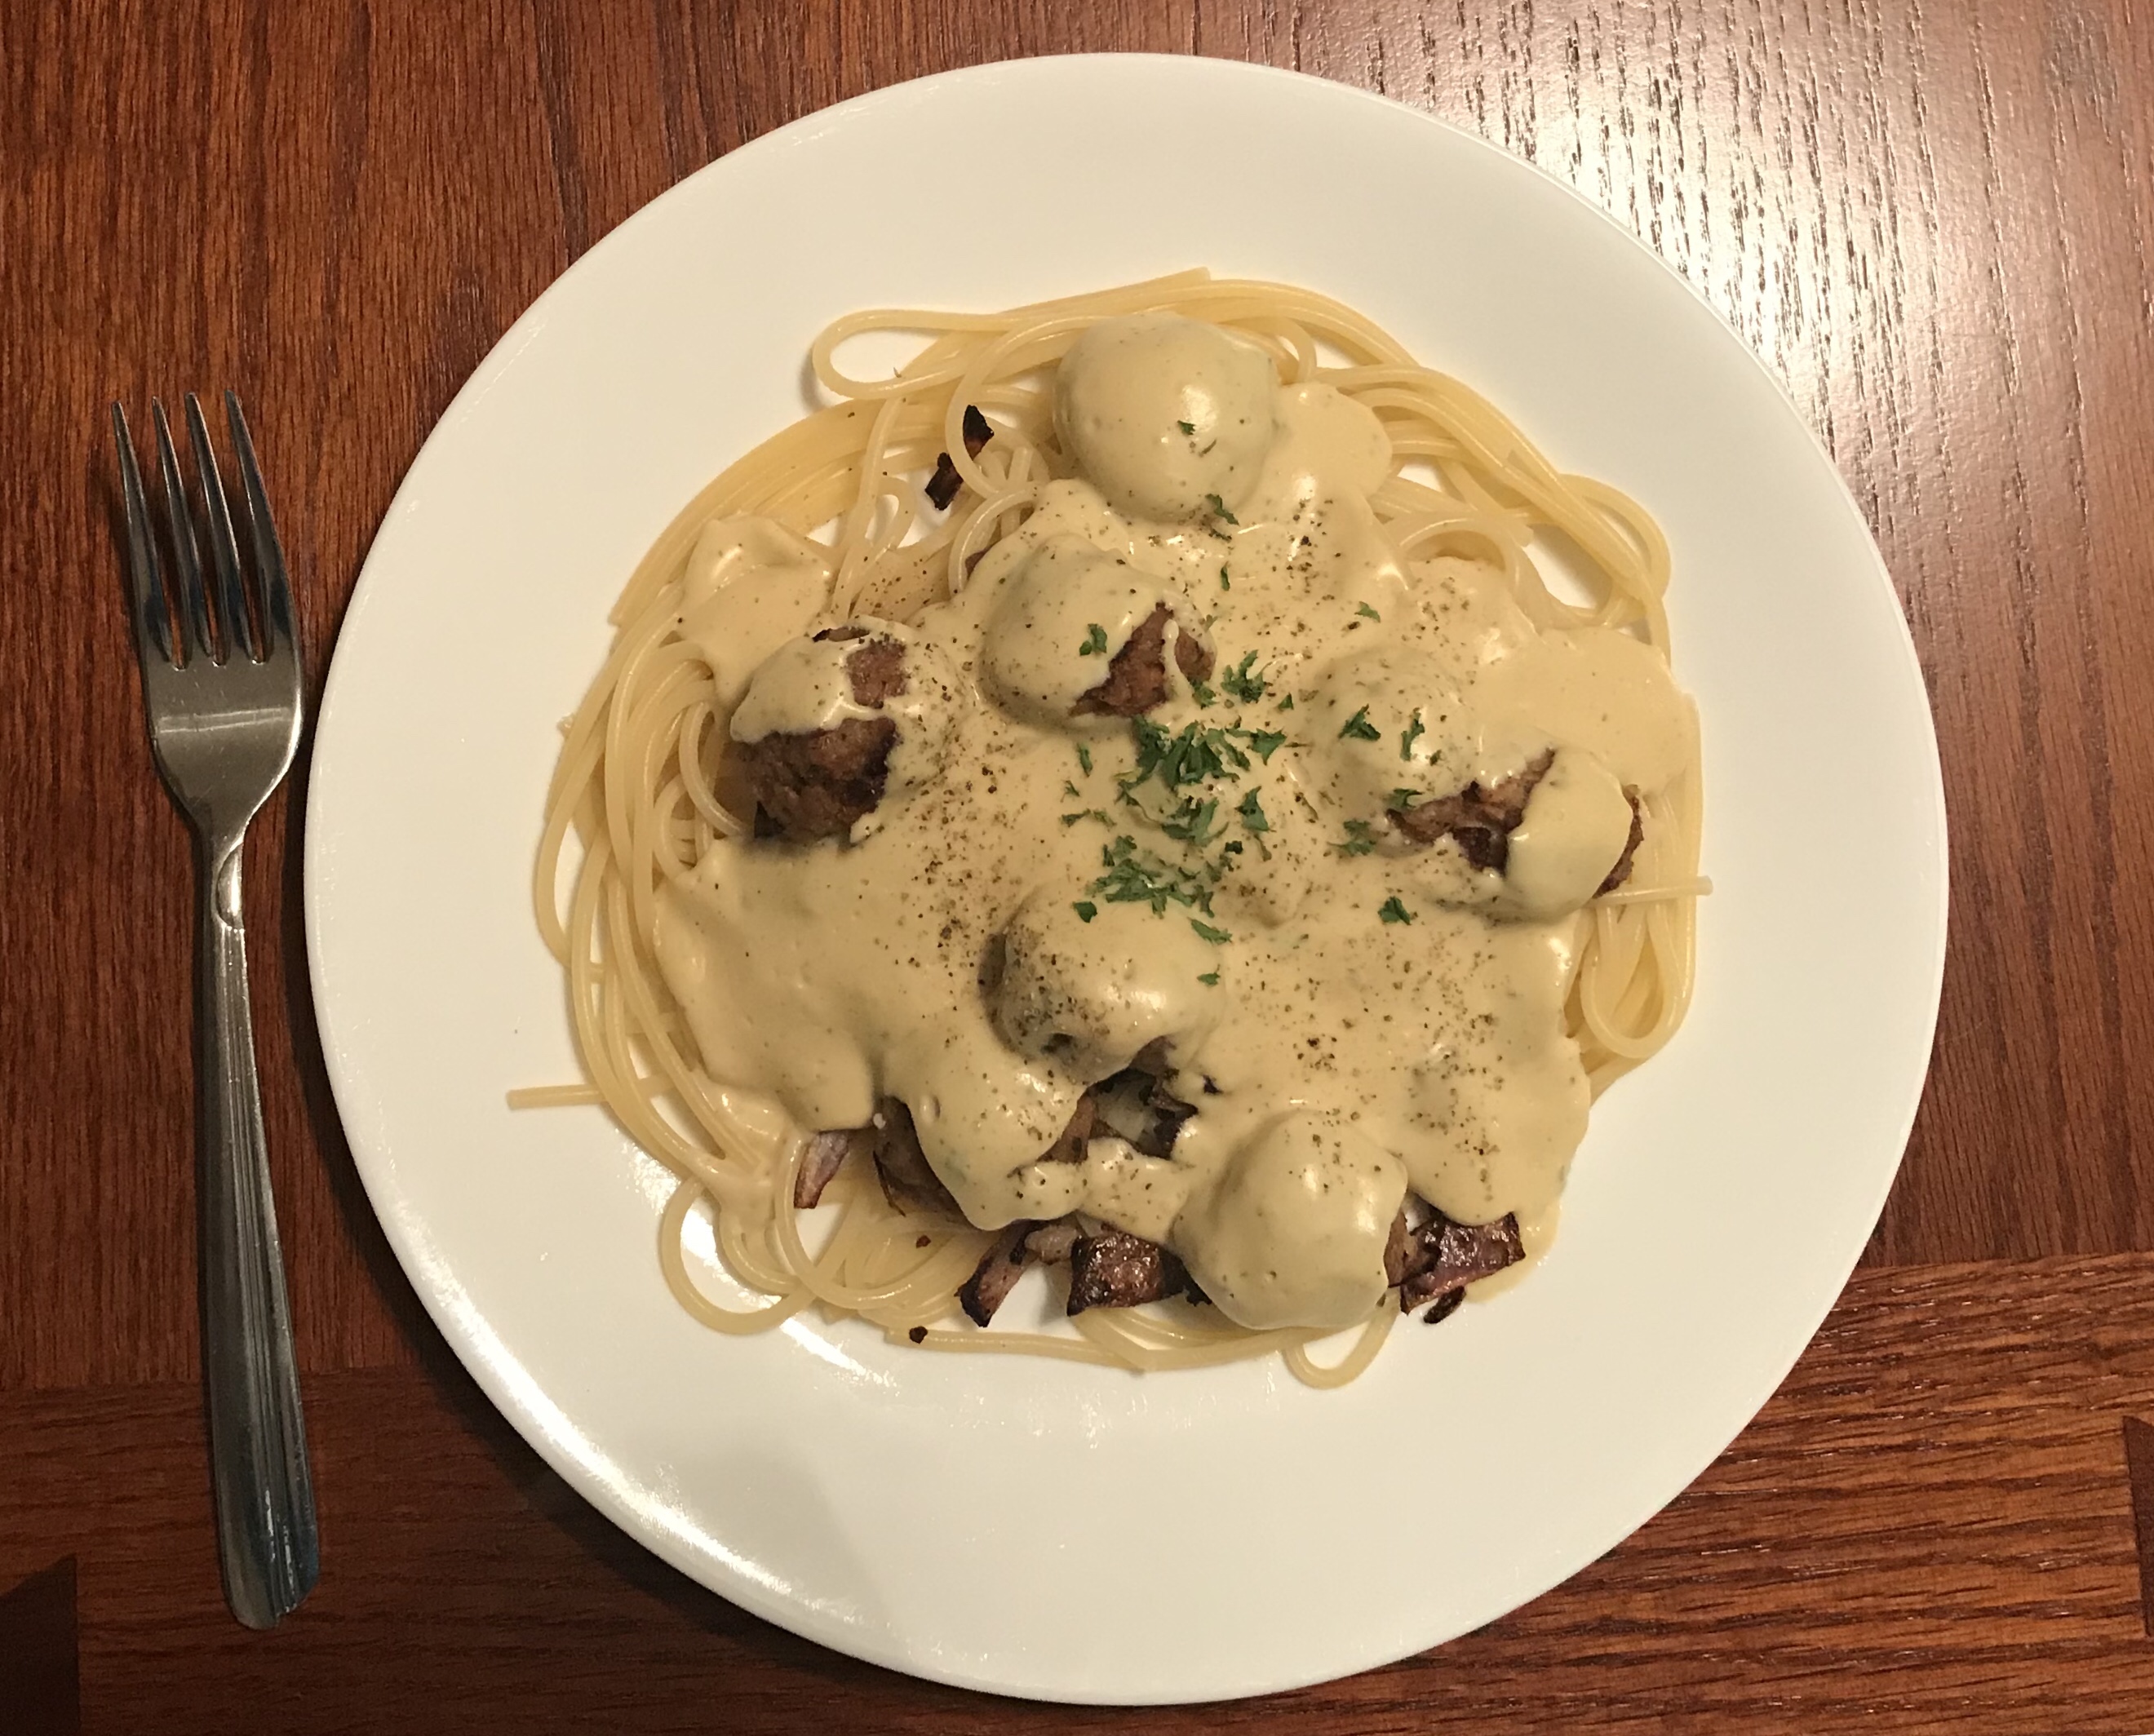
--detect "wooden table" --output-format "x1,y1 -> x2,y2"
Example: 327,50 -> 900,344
5,2 -> 2151,1729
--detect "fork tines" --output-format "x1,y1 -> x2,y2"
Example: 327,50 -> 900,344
111,392 -> 299,676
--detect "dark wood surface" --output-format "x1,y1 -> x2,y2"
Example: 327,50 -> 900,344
2,1 -> 2149,1728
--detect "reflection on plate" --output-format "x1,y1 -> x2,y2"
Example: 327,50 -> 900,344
306,55 -> 1945,1704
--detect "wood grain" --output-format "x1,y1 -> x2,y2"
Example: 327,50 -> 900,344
2,0 -> 2150,1724
2,1256 -> 2151,1733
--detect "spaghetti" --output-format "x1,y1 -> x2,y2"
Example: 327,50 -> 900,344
525,273 -> 1703,1381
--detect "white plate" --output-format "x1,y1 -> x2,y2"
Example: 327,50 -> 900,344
307,55 -> 1946,1703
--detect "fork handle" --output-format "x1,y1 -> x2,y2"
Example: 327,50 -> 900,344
197,831 -> 319,1628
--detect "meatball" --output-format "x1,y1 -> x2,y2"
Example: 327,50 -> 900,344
730,619 -> 959,840
1390,749 -> 1554,871
1395,747 -> 1642,917
1175,1113 -> 1406,1331
986,889 -> 1221,1082
1073,601 -> 1217,717
1054,313 -> 1279,522
982,538 -> 1211,731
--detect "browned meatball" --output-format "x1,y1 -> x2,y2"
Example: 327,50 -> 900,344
1596,790 -> 1646,895
737,627 -> 908,840
1389,748 -> 1554,872
1071,603 -> 1216,718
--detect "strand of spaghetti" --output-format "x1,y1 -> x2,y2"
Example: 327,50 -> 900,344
1282,1300 -> 1398,1388
1592,877 -> 1713,906
658,1180 -> 810,1333
810,271 -> 1215,397
891,1326 -> 1127,1365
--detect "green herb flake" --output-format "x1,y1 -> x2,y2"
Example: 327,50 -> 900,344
1178,419 -> 1197,436
1378,896 -> 1415,925
1242,728 -> 1287,761
1074,901 -> 1097,923
1161,797 -> 1221,847
1079,622 -> 1110,657
1088,835 -> 1213,915
1277,693 -> 1295,711
1237,788 -> 1270,835
1339,706 -> 1381,742
1355,602 -> 1381,622
1220,652 -> 1266,703
1386,788 -> 1422,813
1336,819 -> 1378,857
1399,711 -> 1425,761
1191,681 -> 1217,708
1198,970 -> 1221,986
1190,918 -> 1233,946
1204,492 -> 1239,525
1218,565 -> 1231,591
1076,744 -> 1093,775
1062,780 -> 1081,799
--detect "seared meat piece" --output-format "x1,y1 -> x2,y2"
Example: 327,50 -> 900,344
1126,1037 -> 1175,1076
954,1214 -> 1093,1326
1088,1063 -> 1197,1158
1066,1228 -> 1202,1314
868,1098 -> 962,1219
1385,1201 -> 1524,1317
1420,1290 -> 1465,1326
793,1128 -> 866,1209
958,1216 -> 1205,1325
958,1220 -> 1038,1326
1595,788 -> 1646,896
1037,1093 -> 1097,1163
924,405 -> 996,511
1071,603 -> 1216,717
1389,748 -> 1555,873
738,627 -> 914,841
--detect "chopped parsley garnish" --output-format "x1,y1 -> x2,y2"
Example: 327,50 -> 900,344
1378,896 -> 1415,925
1190,918 -> 1233,946
1242,728 -> 1286,761
1088,835 -> 1214,915
1160,797 -> 1221,847
1399,711 -> 1425,760
1177,419 -> 1197,436
1062,779 -> 1081,799
1220,652 -> 1266,703
1126,720 -> 1251,791
1339,706 -> 1381,742
1076,744 -> 1093,775
1386,788 -> 1420,812
1277,693 -> 1294,711
1203,492 -> 1239,525
1237,788 -> 1270,834
1191,680 -> 1217,707
1061,808 -> 1112,826
1219,565 -> 1231,591
1336,819 -> 1378,857
1073,901 -> 1097,922
1079,622 -> 1110,656
1356,602 -> 1381,621
1198,970 -> 1221,986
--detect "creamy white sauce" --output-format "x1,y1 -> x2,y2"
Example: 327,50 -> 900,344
655,315 -> 1694,1331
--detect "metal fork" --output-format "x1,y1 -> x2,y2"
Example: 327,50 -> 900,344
111,392 -> 317,1629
